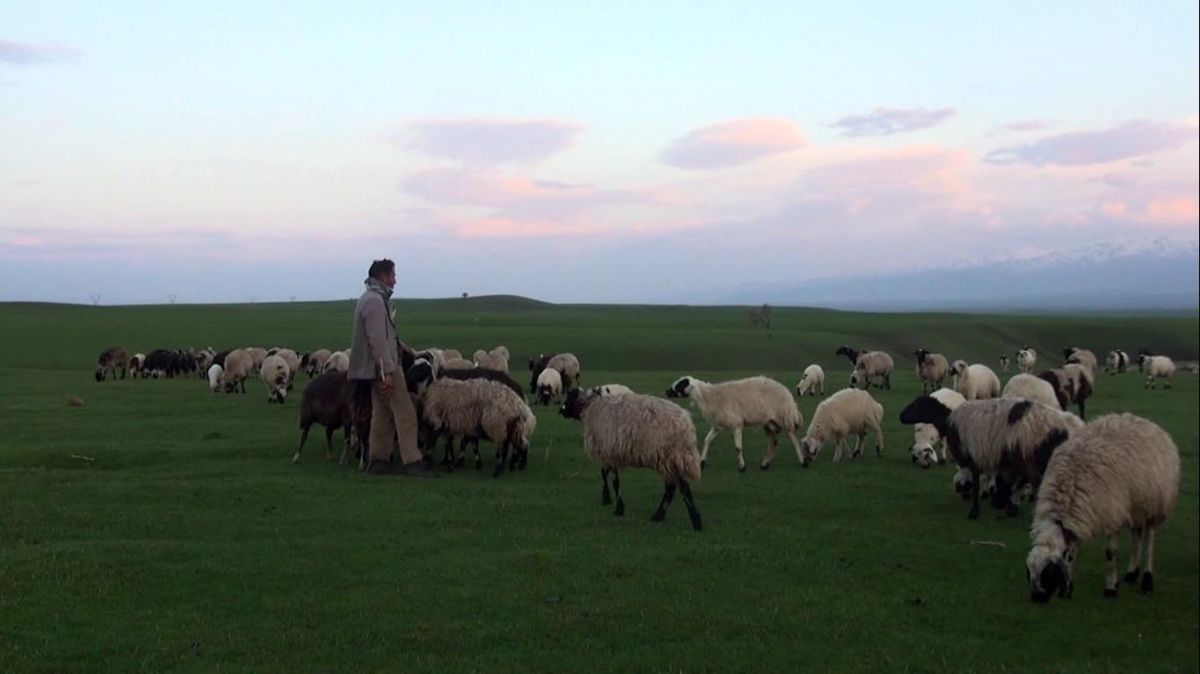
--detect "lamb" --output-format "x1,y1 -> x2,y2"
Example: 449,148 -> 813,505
207,363 -> 224,393
1063,346 -> 1098,376
301,349 -> 332,377
798,388 -> 884,464
545,353 -> 582,390
559,388 -> 703,531
838,346 -> 894,390
94,346 -> 129,382
1039,364 -> 1094,418
591,383 -> 634,397
795,364 -> 825,397
414,375 -> 537,476
260,354 -> 291,403
1026,414 -> 1180,602
535,367 -> 563,405
950,360 -> 1001,400
910,388 -> 966,467
1141,355 -> 1176,389
999,354 -> 1010,373
473,347 -> 510,373
1003,373 -> 1062,410
913,349 -> 950,394
220,349 -> 254,393
528,353 -> 558,394
1016,347 -> 1038,374
323,351 -> 350,373
1104,350 -> 1129,375
899,395 -> 1083,519
292,371 -> 369,465
666,375 -> 804,471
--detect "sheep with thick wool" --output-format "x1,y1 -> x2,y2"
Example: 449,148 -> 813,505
591,383 -> 634,397
1016,347 -> 1038,374
914,349 -> 950,394
1105,350 -> 1129,375
560,388 -> 703,531
666,375 -> 803,471
417,377 -> 536,477
1063,346 -> 1098,376
260,354 -> 291,403
950,360 -> 1001,400
244,347 -> 268,374
301,349 -> 332,377
799,388 -> 885,464
536,367 -> 563,405
207,363 -> 224,393
795,364 -> 825,397
1003,373 -> 1062,409
1141,355 -> 1175,389
910,387 -> 966,467
1039,364 -> 1094,418
899,395 -> 1083,520
1026,413 -> 1179,602
323,351 -> 350,373
546,352 -> 582,389
837,346 -> 894,390
95,346 -> 128,382
220,349 -> 254,393
473,346 -> 510,374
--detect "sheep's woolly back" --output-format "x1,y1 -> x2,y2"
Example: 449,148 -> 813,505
947,398 -> 1083,479
442,357 -> 476,371
546,353 -> 582,381
1064,347 -> 1098,375
323,351 -> 350,373
223,349 -> 253,380
953,361 -> 1001,400
805,388 -> 883,445
916,353 -> 949,383
593,383 -> 634,396
580,394 -> 701,482
688,376 -> 803,432
422,378 -> 535,448
1003,374 -> 1061,409
273,349 -> 301,374
245,347 -> 268,371
797,364 -> 825,395
1146,356 -> 1175,378
854,351 -> 895,377
261,355 -> 290,387
1034,413 -> 1179,544
475,351 -> 510,373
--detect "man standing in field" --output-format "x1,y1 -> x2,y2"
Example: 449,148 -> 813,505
350,259 -> 434,477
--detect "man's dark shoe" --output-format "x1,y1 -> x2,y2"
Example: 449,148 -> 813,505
365,459 -> 402,476
401,460 -> 439,478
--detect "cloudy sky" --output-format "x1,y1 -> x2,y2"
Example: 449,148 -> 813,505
2,1 -> 1197,304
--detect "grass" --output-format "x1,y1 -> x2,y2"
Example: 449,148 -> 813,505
0,298 -> 1197,673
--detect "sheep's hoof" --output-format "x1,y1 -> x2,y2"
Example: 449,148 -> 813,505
937,458 -> 946,466
650,510 -> 665,522
1124,569 -> 1140,585
738,465 -> 746,474
967,508 -> 980,520
1104,587 -> 1118,598
1140,572 -> 1154,595
614,501 -> 625,517
699,459 -> 706,470
291,454 -> 301,464
760,462 -> 770,471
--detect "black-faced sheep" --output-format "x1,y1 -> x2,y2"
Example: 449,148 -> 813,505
1063,346 -> 1098,376
528,352 -> 558,394
999,353 -> 1010,373
560,388 -> 703,531
795,364 -> 825,397
910,387 -> 966,467
1104,350 -> 1129,375
536,368 -> 563,405
144,349 -> 177,378
914,349 -> 950,394
95,346 -> 128,381
666,375 -> 803,471
950,360 -> 1001,401
798,388 -> 884,465
837,346 -> 894,390
1038,364 -> 1093,418
301,349 -> 332,377
1026,414 -> 1179,602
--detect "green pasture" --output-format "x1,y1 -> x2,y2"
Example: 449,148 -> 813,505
1,298 -> 1197,673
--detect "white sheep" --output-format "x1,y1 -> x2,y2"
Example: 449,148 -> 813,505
260,354 -> 291,403
473,347 -> 510,373
535,367 -> 563,405
1141,355 -> 1175,389
1104,350 -> 1129,375
1003,373 -> 1062,409
220,349 -> 254,393
207,363 -> 224,393
1016,347 -> 1038,374
667,375 -> 804,471
129,352 -> 147,378
913,349 -> 950,394
244,347 -> 268,374
591,384 -> 634,397
559,388 -> 703,531
323,351 -> 350,373
270,348 -> 301,388
546,353 -> 583,389
950,360 -> 1001,400
795,364 -> 825,397
419,377 -> 537,477
899,395 -> 1083,519
836,346 -> 893,390
1063,346 -> 1098,376
798,388 -> 884,464
1026,413 -> 1179,601
999,353 -> 1010,373
441,357 -> 476,371
910,387 -> 966,467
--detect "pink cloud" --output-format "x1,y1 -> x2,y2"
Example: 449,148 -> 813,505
1100,197 -> 1200,227
829,107 -> 955,137
660,118 -> 805,170
985,120 -> 1199,166
402,167 -> 651,220
1002,120 -> 1048,133
403,118 -> 583,166
0,39 -> 80,65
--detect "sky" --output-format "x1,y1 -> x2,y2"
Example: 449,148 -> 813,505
2,1 -> 1198,304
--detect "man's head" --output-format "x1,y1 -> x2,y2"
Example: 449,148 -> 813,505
368,259 -> 396,288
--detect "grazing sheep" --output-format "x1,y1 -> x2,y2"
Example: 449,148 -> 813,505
1039,364 -> 1094,418
128,352 -> 146,379
560,388 -> 703,531
899,396 -> 1083,519
795,364 -> 825,397
301,349 -> 332,377
441,357 -> 476,371
245,347 -> 269,374
1016,347 -> 1038,374
269,348 -> 301,382
1003,373 -> 1062,410
292,371 -> 368,465
1141,355 -> 1176,389
194,348 -> 216,378
260,354 -> 291,403
416,377 -> 537,476
838,347 -> 894,390
546,353 -> 583,390
910,388 -> 967,467
1063,347 -> 1098,376
528,352 -> 558,394
1026,413 -> 1179,602
591,384 -> 635,397
323,351 -> 350,373
999,354 -> 1010,373
950,360 -> 1001,400
666,375 -> 804,471
207,364 -> 224,393
473,347 -> 510,373
798,388 -> 884,465
1105,350 -> 1129,375
144,349 -> 178,378
536,367 -> 564,405
914,349 -> 950,394
220,349 -> 253,393
95,346 -> 129,382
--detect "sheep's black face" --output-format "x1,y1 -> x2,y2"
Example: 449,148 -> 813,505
665,377 -> 691,398
1027,554 -> 1073,603
559,389 -> 585,420
94,368 -> 104,382
898,395 -> 950,429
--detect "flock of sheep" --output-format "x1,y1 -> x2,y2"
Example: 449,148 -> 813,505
92,339 -> 1186,603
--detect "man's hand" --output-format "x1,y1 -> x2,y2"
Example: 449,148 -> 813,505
380,373 -> 394,395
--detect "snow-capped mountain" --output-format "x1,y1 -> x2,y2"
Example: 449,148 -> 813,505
714,237 -> 1200,311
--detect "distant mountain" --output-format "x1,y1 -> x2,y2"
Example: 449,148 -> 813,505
715,237 -> 1199,311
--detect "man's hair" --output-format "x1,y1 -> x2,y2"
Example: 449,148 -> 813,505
367,258 -> 395,280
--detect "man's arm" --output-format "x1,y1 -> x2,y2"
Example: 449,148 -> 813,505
362,296 -> 397,376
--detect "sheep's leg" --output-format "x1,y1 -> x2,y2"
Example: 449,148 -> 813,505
785,431 -> 804,467
761,431 -> 778,470
1124,527 -> 1144,584
679,479 -> 702,531
699,427 -> 719,470
873,422 -> 884,458
832,439 -> 844,462
612,469 -> 624,517
1077,400 -> 1086,420
323,426 -> 335,462
600,467 -> 612,505
338,423 -> 351,464
293,425 -> 311,464
852,433 -> 866,459
494,440 -> 509,478
937,438 -> 948,465
967,468 -> 981,520
1140,528 -> 1157,594
884,373 -> 891,390
732,427 -> 747,473
442,434 -> 455,468
651,481 -> 676,522
1104,535 -> 1121,597
472,439 -> 482,470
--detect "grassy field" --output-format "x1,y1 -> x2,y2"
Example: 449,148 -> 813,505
1,297 -> 1197,673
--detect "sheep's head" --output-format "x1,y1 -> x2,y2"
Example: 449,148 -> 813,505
913,348 -> 929,363
559,387 -> 594,420
898,395 -> 951,433
798,437 -> 820,465
848,370 -> 864,388
1027,537 -> 1076,603
405,359 -> 436,396
665,376 -> 695,398
910,442 -> 937,468
950,360 -> 968,376
94,367 -> 105,382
